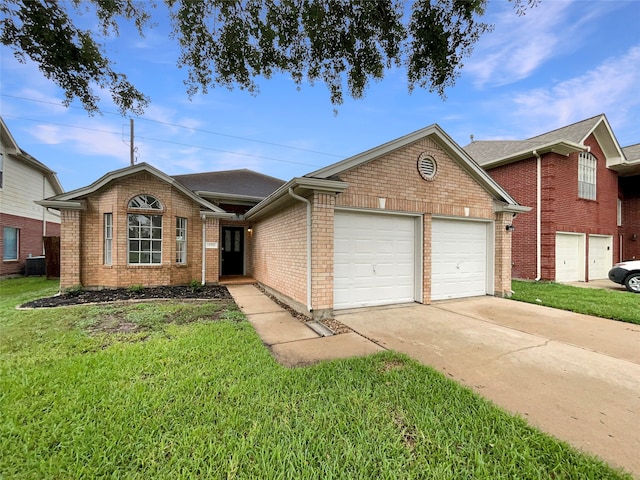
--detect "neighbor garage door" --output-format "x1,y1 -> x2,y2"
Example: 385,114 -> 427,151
588,235 -> 613,280
555,232 -> 585,282
431,218 -> 489,301
334,211 -> 417,309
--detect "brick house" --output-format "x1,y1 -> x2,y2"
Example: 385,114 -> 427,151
465,114 -> 640,282
41,124 -> 527,319
1,117 -> 63,276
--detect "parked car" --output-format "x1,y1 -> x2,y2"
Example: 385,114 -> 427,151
608,260 -> 640,293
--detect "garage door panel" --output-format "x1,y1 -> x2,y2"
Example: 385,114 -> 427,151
432,219 -> 488,301
334,211 -> 417,309
556,233 -> 585,282
588,235 -> 612,280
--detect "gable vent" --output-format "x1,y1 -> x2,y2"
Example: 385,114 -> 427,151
417,153 -> 437,181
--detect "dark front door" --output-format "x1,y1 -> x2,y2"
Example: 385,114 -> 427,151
221,227 -> 244,275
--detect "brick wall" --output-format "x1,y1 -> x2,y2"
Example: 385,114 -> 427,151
59,172 -> 217,289
311,192 -> 335,316
620,175 -> 640,260
486,134 -> 621,281
0,213 -> 58,276
252,201 -> 308,309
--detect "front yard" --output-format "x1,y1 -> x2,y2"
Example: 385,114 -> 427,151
0,278 -> 633,479
511,280 -> 640,325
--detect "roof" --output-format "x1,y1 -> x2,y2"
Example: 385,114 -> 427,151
173,169 -> 285,200
623,143 -> 640,162
1,116 -> 64,195
303,123 -> 527,213
464,114 -> 625,169
38,162 -> 230,216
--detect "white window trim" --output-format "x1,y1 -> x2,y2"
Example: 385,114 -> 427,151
127,213 -> 163,265
578,152 -> 597,200
104,213 -> 113,265
3,226 -> 19,261
617,198 -> 623,226
176,217 -> 187,264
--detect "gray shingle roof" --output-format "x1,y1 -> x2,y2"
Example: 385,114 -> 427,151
173,169 -> 285,198
622,143 -> 640,162
464,114 -> 605,166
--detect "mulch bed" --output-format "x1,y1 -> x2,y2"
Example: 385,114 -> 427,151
20,285 -> 232,309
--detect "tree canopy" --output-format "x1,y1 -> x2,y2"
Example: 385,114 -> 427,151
1,0 -> 533,116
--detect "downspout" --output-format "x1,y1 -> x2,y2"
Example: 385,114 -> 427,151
533,150 -> 542,281
42,176 -> 46,254
201,215 -> 206,286
288,188 -> 312,313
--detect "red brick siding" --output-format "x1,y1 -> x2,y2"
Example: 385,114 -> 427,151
485,134 -> 620,280
0,213 -> 59,276
620,175 -> 640,260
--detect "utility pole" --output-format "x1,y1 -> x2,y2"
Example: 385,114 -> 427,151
130,118 -> 135,166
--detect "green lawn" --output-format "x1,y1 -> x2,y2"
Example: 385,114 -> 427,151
511,280 -> 640,325
0,278 -> 633,479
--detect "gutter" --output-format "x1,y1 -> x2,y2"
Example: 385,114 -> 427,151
288,188 -> 312,313
533,150 -> 541,281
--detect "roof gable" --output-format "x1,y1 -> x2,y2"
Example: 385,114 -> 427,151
1,116 -> 64,195
305,124 -> 523,209
464,114 -> 625,168
41,162 -> 226,214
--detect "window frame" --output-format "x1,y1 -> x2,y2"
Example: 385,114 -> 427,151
578,152 -> 597,200
176,217 -> 187,264
128,213 -> 163,265
617,198 -> 623,227
104,213 -> 113,265
3,226 -> 19,261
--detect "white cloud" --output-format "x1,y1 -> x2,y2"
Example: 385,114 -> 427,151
511,45 -> 640,136
465,0 -> 620,87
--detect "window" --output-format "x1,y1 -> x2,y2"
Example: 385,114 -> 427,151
127,195 -> 163,265
617,198 -> 623,226
578,152 -> 597,200
128,214 -> 162,264
3,227 -> 18,261
129,194 -> 162,209
176,217 -> 187,264
104,213 -> 113,265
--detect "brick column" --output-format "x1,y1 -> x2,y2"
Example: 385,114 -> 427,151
204,217 -> 220,284
494,211 -> 513,297
60,209 -> 81,289
310,192 -> 335,319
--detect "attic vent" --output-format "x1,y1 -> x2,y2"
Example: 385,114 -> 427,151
417,153 -> 437,181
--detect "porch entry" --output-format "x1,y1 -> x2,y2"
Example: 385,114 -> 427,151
221,227 -> 244,275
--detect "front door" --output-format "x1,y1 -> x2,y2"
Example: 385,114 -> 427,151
221,227 -> 244,275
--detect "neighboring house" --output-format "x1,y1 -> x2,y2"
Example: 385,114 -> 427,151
0,117 -> 63,277
465,114 -> 640,283
40,124 -> 528,319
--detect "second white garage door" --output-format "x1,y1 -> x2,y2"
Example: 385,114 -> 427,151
431,218 -> 490,301
588,235 -> 613,280
334,211 -> 418,309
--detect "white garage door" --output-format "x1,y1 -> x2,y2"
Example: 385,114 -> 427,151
588,235 -> 613,280
431,219 -> 489,301
334,211 -> 417,309
555,233 -> 585,282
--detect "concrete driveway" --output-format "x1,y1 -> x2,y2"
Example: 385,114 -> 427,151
337,297 -> 640,477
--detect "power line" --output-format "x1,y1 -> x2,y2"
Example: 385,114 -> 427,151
1,94 -> 343,158
1,114 -> 324,168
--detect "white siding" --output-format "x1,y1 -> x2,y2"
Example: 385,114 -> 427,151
0,147 -> 60,225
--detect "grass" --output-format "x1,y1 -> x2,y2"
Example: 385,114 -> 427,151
0,278 -> 634,479
511,280 -> 640,325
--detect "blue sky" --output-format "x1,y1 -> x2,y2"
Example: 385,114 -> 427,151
1,0 -> 639,192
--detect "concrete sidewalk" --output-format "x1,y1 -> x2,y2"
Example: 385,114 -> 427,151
226,284 -> 383,367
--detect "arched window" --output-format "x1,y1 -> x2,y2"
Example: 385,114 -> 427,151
128,195 -> 162,264
128,194 -> 162,210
